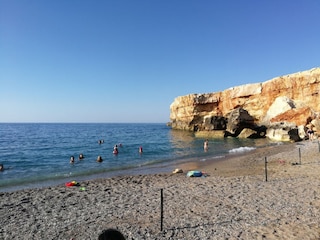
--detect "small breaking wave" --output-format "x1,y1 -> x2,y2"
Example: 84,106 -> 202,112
229,146 -> 256,154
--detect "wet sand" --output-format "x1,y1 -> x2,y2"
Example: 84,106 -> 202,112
1,140 -> 320,239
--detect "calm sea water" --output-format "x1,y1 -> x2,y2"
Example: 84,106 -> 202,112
0,123 -> 275,192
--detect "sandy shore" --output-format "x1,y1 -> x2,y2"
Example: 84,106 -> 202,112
1,140 -> 320,239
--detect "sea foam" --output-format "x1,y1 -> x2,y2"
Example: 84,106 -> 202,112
229,146 -> 256,153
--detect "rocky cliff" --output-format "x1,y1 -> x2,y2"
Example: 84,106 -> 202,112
169,67 -> 320,141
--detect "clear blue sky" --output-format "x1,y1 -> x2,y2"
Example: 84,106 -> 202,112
1,0 -> 319,123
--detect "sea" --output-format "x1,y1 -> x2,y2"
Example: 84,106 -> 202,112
0,123 -> 278,192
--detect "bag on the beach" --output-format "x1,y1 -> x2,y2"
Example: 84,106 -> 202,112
187,170 -> 202,177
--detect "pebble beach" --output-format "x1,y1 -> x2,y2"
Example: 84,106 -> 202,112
1,140 -> 320,240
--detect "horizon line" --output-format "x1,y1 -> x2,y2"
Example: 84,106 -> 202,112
0,122 -> 168,124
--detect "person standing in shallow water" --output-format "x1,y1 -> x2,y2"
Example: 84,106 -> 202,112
204,139 -> 209,152
113,145 -> 119,154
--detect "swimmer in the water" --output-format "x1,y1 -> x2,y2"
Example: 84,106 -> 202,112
70,156 -> 75,164
96,155 -> 103,162
0,164 -> 4,171
139,146 -> 143,153
78,153 -> 84,160
113,145 -> 119,154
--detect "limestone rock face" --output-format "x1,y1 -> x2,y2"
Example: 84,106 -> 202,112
169,67 -> 320,140
264,96 -> 296,123
266,122 -> 297,141
270,107 -> 313,126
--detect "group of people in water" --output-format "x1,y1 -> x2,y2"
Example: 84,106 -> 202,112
69,141 -> 143,164
69,154 -> 84,163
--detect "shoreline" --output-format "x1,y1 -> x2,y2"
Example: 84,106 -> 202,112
0,140 -> 275,193
174,141 -> 296,177
1,140 -> 320,239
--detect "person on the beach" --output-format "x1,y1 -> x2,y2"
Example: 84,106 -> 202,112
70,156 -> 75,164
139,146 -> 143,153
113,145 -> 119,154
307,128 -> 314,140
96,155 -> 103,162
204,139 -> 209,151
78,153 -> 84,160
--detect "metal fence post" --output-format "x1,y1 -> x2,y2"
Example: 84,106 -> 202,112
160,188 -> 163,231
299,148 -> 301,165
265,157 -> 268,182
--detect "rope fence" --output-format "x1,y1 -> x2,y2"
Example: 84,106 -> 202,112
101,141 -> 320,236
